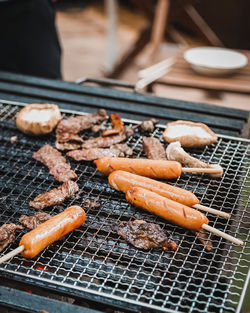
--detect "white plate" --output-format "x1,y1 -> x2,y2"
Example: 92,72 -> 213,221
184,47 -> 248,76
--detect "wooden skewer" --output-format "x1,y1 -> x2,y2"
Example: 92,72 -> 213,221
0,224 -> 243,265
135,66 -> 172,92
193,204 -> 230,219
182,167 -> 222,174
202,224 -> 244,246
0,245 -> 24,264
138,56 -> 175,78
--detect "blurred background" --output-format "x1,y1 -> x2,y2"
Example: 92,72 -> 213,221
53,0 -> 250,110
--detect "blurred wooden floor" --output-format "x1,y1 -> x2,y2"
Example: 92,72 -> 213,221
56,4 -> 250,112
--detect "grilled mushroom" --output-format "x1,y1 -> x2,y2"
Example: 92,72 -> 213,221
163,120 -> 217,148
16,103 -> 61,136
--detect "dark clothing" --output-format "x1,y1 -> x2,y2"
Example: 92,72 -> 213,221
0,0 -> 62,79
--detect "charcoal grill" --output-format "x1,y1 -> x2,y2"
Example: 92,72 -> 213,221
0,99 -> 249,313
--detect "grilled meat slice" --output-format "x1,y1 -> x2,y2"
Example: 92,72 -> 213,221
0,223 -> 23,252
102,113 -> 124,137
67,147 -> 121,161
56,132 -> 84,144
84,199 -> 100,209
19,212 -> 52,229
81,127 -> 134,149
29,180 -> 79,209
195,231 -> 213,251
56,109 -> 107,142
143,137 -> 166,160
139,118 -> 158,132
55,141 -> 82,151
67,143 -> 133,161
91,124 -> 106,134
166,141 -> 223,178
33,145 -> 77,182
115,220 -> 177,251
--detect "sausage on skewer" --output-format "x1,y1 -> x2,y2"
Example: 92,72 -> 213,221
0,206 -> 86,263
126,187 -> 208,231
20,205 -> 86,258
108,171 -> 230,218
94,157 -> 222,179
109,170 -> 199,207
95,157 -> 182,179
126,187 -> 243,245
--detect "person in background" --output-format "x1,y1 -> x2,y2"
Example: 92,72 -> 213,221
0,0 -> 62,79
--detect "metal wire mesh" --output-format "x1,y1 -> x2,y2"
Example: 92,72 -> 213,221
0,100 -> 249,313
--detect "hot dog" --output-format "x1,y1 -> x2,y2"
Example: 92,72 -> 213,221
19,206 -> 86,258
94,157 -> 182,179
108,170 -> 199,207
126,187 -> 208,231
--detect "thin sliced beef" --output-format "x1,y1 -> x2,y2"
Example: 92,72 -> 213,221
55,141 -> 82,151
102,113 -> 124,137
195,231 -> 213,251
115,220 -> 177,251
67,143 -> 133,161
19,212 -> 52,229
139,118 -> 158,132
82,127 -> 134,149
29,180 -> 79,209
84,199 -> 100,209
143,137 -> 166,160
56,109 -> 107,143
33,145 -> 77,182
56,132 -> 83,144
0,223 -> 23,252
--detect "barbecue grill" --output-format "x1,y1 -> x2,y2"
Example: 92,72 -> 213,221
0,99 -> 249,313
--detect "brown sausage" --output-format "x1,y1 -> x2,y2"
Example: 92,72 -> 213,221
94,157 -> 182,179
126,187 -> 208,231
19,206 -> 86,258
108,170 -> 199,207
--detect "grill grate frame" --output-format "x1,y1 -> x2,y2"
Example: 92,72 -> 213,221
0,100 -> 249,313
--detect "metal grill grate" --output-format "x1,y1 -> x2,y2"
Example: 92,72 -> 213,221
0,100 -> 249,313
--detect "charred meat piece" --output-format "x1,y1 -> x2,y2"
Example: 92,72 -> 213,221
114,143 -> 133,157
0,223 -> 23,252
102,113 -> 124,137
67,143 -> 133,161
194,231 -> 213,251
56,109 -> 107,143
143,137 -> 166,160
33,145 -> 77,182
55,141 -> 82,151
139,118 -> 158,132
166,141 -> 223,178
84,199 -> 100,209
163,120 -> 217,148
115,220 -> 178,251
82,127 -> 134,149
29,180 -> 79,209
67,147 -> 121,161
19,212 -> 52,229
56,132 -> 83,144
91,124 -> 106,134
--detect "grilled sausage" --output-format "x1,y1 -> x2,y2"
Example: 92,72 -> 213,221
19,206 -> 86,258
126,187 -> 208,231
94,157 -> 182,179
108,170 -> 199,207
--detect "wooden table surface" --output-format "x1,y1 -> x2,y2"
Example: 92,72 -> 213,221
158,49 -> 250,94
